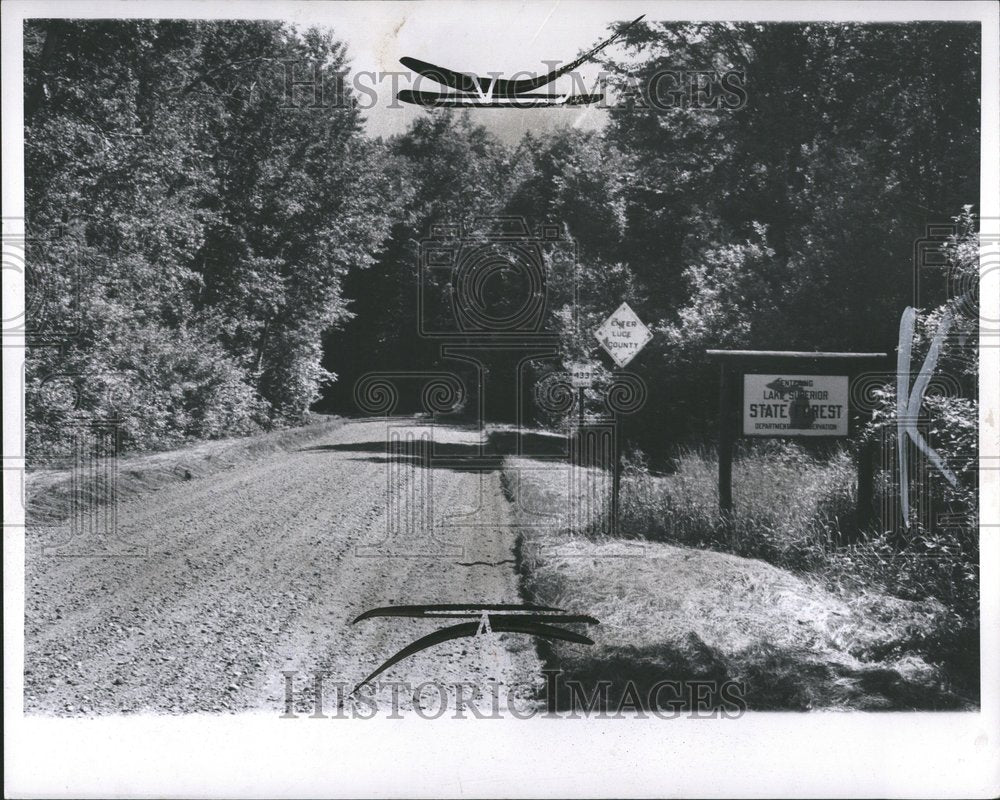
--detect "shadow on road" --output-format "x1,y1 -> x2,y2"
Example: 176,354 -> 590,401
300,428 -> 572,471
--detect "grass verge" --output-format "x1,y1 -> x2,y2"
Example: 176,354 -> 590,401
26,413 -> 345,525
503,439 -> 977,711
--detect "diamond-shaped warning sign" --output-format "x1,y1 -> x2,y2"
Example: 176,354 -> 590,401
594,302 -> 653,368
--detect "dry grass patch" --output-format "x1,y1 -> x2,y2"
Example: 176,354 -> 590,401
620,441 -> 857,568
505,451 -> 973,711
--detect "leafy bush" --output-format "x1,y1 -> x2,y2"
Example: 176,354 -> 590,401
27,324 -> 268,458
824,528 -> 979,695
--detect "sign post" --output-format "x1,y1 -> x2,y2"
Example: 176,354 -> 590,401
717,364 -> 736,515
567,361 -> 598,427
706,350 -> 887,536
595,303 -> 653,532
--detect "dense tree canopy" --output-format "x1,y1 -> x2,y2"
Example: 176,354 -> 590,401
25,20 -> 393,452
25,19 -> 980,453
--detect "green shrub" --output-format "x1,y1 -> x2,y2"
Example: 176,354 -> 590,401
27,323 -> 268,458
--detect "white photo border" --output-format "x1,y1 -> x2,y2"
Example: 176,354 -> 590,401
4,1 -> 998,797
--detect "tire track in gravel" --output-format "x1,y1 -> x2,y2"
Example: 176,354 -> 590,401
25,420 -> 544,716
270,468 -> 543,716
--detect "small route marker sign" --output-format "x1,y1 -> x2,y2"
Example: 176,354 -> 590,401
567,361 -> 599,388
594,302 -> 653,368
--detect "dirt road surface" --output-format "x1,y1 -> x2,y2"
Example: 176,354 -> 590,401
25,420 -> 544,716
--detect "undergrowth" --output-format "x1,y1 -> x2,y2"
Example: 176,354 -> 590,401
618,439 -> 979,695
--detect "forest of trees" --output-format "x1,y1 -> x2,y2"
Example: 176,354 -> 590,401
24,18 -> 980,456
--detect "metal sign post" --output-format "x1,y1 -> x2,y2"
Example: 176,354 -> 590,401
594,303 -> 653,533
568,361 -> 598,427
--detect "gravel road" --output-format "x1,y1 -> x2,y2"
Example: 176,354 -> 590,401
25,420 -> 544,716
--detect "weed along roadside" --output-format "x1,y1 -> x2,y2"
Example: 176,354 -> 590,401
502,439 -> 976,711
495,336 -> 978,712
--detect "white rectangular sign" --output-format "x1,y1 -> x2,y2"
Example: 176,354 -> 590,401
743,374 -> 849,437
567,362 -> 598,388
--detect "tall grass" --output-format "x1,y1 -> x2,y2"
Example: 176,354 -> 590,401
620,440 -> 856,571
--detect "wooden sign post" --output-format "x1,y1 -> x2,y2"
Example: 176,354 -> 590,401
706,350 -> 888,536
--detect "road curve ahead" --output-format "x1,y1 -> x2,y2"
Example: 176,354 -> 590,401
25,419 -> 544,716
